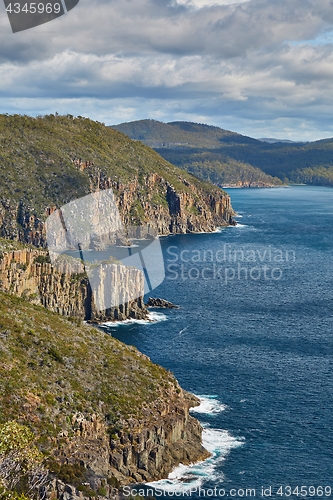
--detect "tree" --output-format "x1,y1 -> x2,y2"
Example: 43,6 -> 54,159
0,422 -> 48,498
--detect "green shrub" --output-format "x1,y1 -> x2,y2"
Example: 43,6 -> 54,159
33,255 -> 51,265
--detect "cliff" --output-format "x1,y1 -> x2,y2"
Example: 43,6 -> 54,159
0,239 -> 146,322
0,292 -> 209,498
50,388 -> 208,487
0,114 -> 235,249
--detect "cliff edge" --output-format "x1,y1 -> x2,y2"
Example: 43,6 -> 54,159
0,114 -> 235,248
0,239 -> 147,322
0,292 -> 209,498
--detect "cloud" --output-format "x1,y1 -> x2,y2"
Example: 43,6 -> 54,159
176,0 -> 250,9
1,0 -> 333,139
2,0 -> 333,60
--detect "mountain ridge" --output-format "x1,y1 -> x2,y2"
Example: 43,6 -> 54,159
112,119 -> 333,187
112,120 -> 283,188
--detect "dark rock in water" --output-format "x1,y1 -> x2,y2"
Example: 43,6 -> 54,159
147,297 -> 179,308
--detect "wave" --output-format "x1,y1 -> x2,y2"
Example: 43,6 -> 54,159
100,311 -> 168,328
232,223 -> 257,230
216,222 -> 252,230
148,311 -> 168,322
146,425 -> 244,493
146,396 -> 244,493
117,244 -> 139,248
190,395 -> 228,415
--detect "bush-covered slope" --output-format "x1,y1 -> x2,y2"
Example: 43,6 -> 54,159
0,291 -> 207,494
0,291 -> 167,434
113,119 -> 333,187
112,119 -> 253,148
0,114 -> 234,246
112,120 -> 283,187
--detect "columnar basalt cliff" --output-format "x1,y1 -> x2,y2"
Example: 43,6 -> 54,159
0,244 -> 146,321
51,388 -> 209,489
0,172 -> 234,248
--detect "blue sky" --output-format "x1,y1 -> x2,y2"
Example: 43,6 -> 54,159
1,0 -> 333,141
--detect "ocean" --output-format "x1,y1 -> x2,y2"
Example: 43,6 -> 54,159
102,186 -> 333,500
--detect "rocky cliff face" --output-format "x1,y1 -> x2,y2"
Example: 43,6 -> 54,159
221,180 -> 277,188
0,290 -> 209,500
106,173 -> 234,237
0,172 -> 234,248
48,386 -> 208,496
0,246 -> 146,322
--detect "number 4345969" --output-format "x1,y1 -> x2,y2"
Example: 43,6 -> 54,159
5,3 -> 62,14
276,486 -> 332,497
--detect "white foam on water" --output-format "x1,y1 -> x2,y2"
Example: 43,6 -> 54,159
190,395 -> 228,415
232,223 -> 257,230
146,396 -> 244,493
146,425 -> 244,493
215,222 -> 251,230
117,244 -> 139,248
100,311 -> 167,328
148,311 -> 168,322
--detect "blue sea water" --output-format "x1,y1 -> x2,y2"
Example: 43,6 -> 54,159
103,186 -> 333,499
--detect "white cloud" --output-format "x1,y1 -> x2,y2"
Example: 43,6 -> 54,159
1,0 -> 333,139
176,0 -> 249,8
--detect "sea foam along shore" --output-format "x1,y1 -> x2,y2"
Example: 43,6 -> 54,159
99,311 -> 168,328
146,395 -> 245,493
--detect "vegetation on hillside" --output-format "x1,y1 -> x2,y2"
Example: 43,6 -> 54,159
112,120 -> 283,187
0,287 -> 187,497
160,150 -> 282,187
0,421 -> 46,500
0,291 -> 175,434
112,119 -> 250,148
113,120 -> 333,187
0,114 -> 228,221
0,290 -> 180,495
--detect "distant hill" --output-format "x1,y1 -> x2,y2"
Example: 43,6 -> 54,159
113,120 -> 333,187
112,120 -> 283,188
113,119 -> 258,148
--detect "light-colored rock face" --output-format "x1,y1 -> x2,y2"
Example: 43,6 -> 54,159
0,248 -> 147,322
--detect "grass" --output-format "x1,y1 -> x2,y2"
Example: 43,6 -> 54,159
0,291 -> 179,447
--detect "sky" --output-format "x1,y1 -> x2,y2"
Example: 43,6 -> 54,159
1,0 -> 333,141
